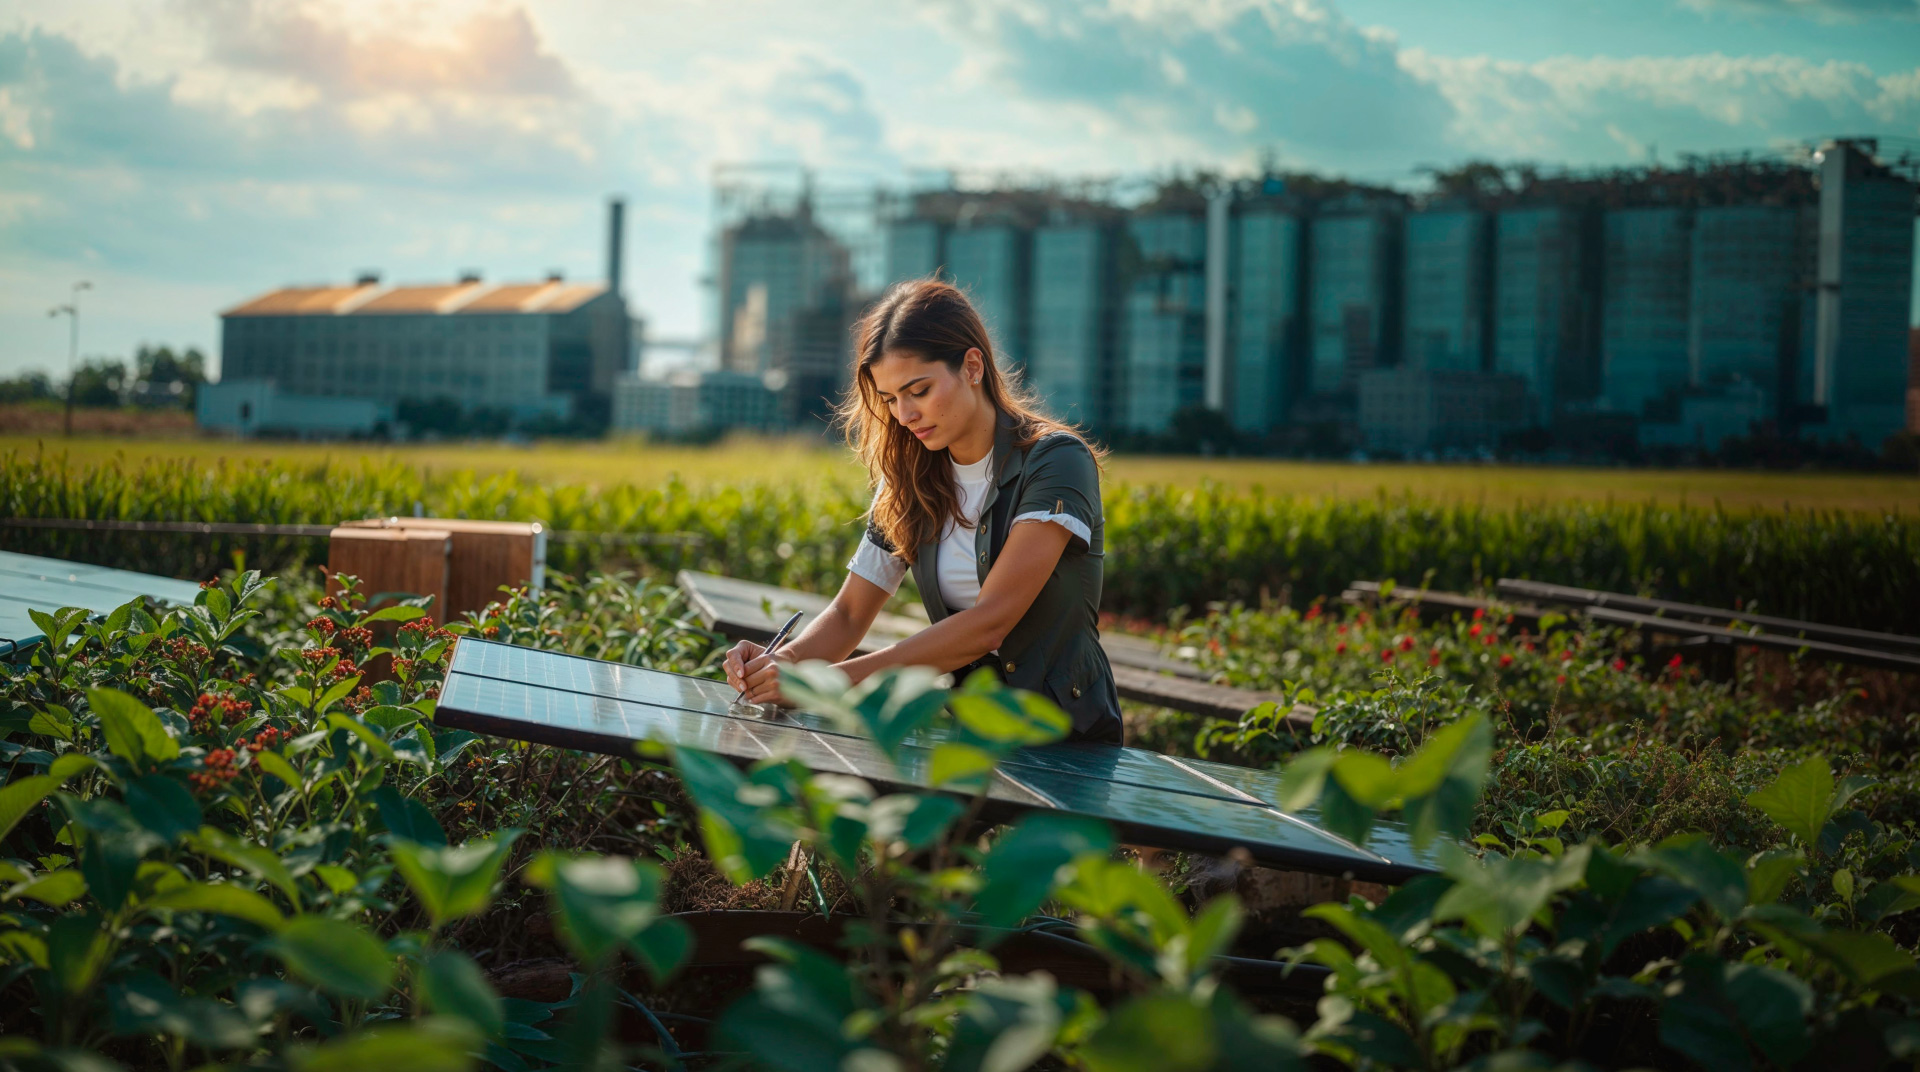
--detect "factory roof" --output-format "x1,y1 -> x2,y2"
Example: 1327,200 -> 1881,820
222,279 -> 609,318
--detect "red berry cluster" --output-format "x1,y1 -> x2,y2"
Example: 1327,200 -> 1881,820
301,647 -> 342,666
391,657 -> 415,677
331,658 -> 361,681
245,726 -> 284,753
482,625 -> 500,638
308,616 -> 337,636
338,625 -> 375,651
187,692 -> 253,729
163,638 -> 213,664
344,685 -> 374,714
199,578 -> 219,590
190,748 -> 239,792
318,595 -> 340,610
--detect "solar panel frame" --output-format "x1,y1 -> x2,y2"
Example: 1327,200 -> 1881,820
437,638 -> 1442,884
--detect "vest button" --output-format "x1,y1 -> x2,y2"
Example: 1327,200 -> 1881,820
1003,661 -> 1016,674
1070,686 -> 1082,699
978,550 -> 986,563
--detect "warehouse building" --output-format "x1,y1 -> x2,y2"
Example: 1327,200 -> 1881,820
215,200 -> 634,436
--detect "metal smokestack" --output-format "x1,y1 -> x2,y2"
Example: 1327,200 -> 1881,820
606,196 -> 625,296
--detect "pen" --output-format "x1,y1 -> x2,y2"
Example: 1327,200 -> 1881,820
736,609 -> 804,702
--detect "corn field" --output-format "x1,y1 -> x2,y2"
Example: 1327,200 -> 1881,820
5,448 -> 1918,634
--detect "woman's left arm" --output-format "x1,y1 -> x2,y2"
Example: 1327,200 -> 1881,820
836,520 -> 1071,683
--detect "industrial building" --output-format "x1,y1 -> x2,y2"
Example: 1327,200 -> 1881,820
1357,368 -> 1529,455
613,369 -> 784,438
1122,198 -> 1211,433
1811,143 -> 1918,446
1228,198 -> 1307,436
1029,218 -> 1119,427
714,202 -> 856,429
215,200 -> 635,436
851,140 -> 1918,454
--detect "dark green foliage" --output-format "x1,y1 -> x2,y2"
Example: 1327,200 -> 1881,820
7,450 -> 1920,633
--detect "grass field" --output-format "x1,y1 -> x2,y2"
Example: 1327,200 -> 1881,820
3,432 -> 1916,512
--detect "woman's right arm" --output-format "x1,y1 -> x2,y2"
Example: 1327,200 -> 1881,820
724,571 -> 893,700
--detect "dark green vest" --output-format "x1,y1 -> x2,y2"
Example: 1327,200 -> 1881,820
906,414 -> 1122,743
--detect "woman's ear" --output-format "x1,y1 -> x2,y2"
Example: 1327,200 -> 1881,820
964,348 -> 984,387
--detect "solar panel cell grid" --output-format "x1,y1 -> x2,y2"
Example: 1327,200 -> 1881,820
437,639 -> 1441,883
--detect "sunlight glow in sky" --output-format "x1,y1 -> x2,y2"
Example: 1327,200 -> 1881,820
2,0 -> 1917,377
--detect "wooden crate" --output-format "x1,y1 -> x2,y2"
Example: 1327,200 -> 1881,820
340,517 -> 545,620
326,526 -> 451,615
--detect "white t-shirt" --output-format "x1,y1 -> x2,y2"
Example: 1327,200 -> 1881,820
846,447 -> 1092,611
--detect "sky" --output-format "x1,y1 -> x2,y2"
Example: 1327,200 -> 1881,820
2,0 -> 1918,380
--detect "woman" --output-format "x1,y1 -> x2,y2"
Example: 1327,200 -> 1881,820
723,278 -> 1123,743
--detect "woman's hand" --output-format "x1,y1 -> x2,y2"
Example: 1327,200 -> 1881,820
723,639 -> 787,705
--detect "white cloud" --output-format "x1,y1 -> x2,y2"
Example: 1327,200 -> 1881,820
1678,0 -> 1920,20
0,5 -> 905,369
1403,49 -> 1920,163
918,0 -> 1457,173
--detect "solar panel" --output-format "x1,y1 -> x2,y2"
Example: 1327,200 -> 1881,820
0,551 -> 206,654
438,638 -> 1442,884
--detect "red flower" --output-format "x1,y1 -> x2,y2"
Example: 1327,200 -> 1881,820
1611,658 -> 1627,671
1304,605 -> 1322,621
1859,688 -> 1871,700
1472,607 -> 1485,621
1469,623 -> 1483,637
1555,674 -> 1566,684
1482,633 -> 1496,647
1398,635 -> 1415,651
1499,653 -> 1514,668
1336,625 -> 1348,636
1667,654 -> 1684,670
1428,649 -> 1441,667
1335,642 -> 1347,654
1380,648 -> 1395,662
1560,651 -> 1573,662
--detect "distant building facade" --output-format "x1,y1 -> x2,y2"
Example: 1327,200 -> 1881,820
1601,206 -> 1694,419
1029,220 -> 1117,426
197,380 -> 393,439
613,370 -> 784,437
1402,208 -> 1490,374
1228,201 -> 1307,436
1810,141 -> 1918,445
1308,199 -> 1403,398
715,205 -> 855,429
1357,368 -> 1528,454
1121,208 -> 1209,433
214,200 -> 633,436
1492,206 -> 1599,422
855,146 -> 1914,453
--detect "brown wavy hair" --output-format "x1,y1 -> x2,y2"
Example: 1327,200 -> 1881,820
836,278 -> 1103,565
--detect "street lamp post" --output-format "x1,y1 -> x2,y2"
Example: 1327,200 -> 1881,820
48,280 -> 91,438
